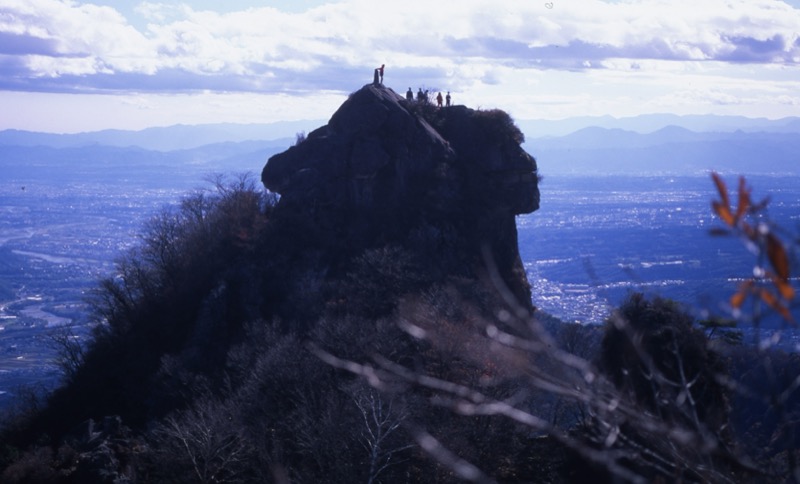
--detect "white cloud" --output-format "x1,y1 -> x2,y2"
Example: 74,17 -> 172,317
1,0 -> 799,130
1,0 -> 798,94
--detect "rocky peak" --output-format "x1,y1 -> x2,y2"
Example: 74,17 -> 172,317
262,83 -> 539,307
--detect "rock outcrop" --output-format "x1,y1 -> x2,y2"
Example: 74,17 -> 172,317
1,85 -> 544,483
262,84 -> 539,306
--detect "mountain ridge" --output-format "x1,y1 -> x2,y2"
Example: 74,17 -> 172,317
529,129 -> 800,175
4,125 -> 796,178
0,121 -> 324,151
3,114 -> 799,151
517,113 -> 800,137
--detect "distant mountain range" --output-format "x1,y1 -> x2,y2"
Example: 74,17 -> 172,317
0,120 -> 324,151
0,139 -> 292,185
1,114 -> 798,178
526,125 -> 800,175
517,113 -> 800,138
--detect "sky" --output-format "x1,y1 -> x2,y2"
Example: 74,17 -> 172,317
1,0 -> 799,133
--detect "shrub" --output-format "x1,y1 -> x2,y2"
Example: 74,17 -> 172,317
472,109 -> 525,144
598,293 -> 730,436
1,446 -> 57,483
148,397 -> 253,484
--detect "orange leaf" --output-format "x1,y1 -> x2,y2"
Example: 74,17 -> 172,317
775,303 -> 795,323
770,273 -> 796,301
759,289 -> 795,323
760,288 -> 778,307
735,176 -> 750,222
731,280 -> 755,309
777,279 -> 796,301
766,233 -> 790,282
730,290 -> 748,309
713,201 -> 735,226
711,172 -> 730,208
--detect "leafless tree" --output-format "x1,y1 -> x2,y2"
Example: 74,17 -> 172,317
349,388 -> 413,484
47,324 -> 85,382
151,398 -> 251,484
315,293 -> 746,483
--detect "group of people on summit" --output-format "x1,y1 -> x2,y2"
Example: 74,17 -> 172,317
373,64 -> 452,108
406,87 -> 451,107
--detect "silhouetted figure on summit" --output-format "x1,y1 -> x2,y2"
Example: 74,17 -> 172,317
377,64 -> 384,84
446,91 -> 451,106
416,88 -> 425,103
406,87 -> 413,101
436,92 -> 443,107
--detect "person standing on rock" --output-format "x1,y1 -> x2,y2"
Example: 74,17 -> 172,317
406,87 -> 413,101
446,91 -> 451,107
417,88 -> 425,103
377,64 -> 385,84
436,92 -> 443,107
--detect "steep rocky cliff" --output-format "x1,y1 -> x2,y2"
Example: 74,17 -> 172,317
262,83 -> 539,307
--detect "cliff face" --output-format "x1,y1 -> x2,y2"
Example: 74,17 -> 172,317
262,84 -> 539,306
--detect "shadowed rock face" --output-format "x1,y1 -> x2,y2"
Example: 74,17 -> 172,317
431,105 -> 539,215
262,83 -> 539,307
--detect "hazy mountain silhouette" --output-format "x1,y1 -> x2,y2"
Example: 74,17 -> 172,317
0,121 -> 323,151
517,113 -> 800,137
0,140 -> 291,182
529,127 -> 800,175
3,114 -> 797,177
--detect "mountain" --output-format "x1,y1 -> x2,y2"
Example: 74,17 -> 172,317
0,121 -> 323,151
0,84 -> 548,482
1,87 -> 793,483
3,117 -> 797,183
3,113 -> 797,178
0,139 -> 292,183
262,85 -> 539,305
527,127 -> 800,175
517,113 -> 800,137
531,125 -> 723,151
3,113 -> 798,151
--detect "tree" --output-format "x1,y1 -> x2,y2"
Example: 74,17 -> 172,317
598,294 -> 730,437
149,398 -> 252,484
47,324 -> 86,383
349,387 -> 413,484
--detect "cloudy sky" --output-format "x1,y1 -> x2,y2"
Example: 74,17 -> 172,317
1,0 -> 799,132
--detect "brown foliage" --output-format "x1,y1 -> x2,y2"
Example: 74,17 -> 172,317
711,172 -> 795,324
